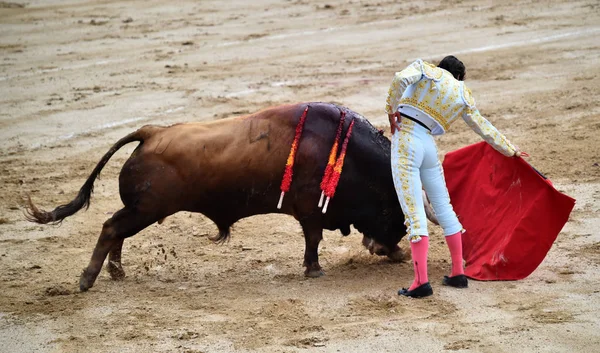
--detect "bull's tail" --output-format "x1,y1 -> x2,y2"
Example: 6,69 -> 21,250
25,126 -> 155,224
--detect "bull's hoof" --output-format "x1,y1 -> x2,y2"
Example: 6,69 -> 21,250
107,261 -> 126,281
79,269 -> 94,292
304,269 -> 325,278
387,247 -> 405,262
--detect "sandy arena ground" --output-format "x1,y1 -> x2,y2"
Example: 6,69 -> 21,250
1,0 -> 599,352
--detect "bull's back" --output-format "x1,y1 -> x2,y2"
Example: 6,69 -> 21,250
126,104 -> 306,199
116,102 -> 402,240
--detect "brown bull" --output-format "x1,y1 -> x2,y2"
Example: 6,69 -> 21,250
26,102 -> 411,292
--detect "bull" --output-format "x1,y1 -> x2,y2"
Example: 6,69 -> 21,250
26,102 -> 435,292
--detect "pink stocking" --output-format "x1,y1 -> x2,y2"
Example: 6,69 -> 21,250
445,231 -> 464,277
409,236 -> 429,291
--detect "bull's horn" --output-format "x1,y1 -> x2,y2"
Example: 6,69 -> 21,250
318,191 -> 325,207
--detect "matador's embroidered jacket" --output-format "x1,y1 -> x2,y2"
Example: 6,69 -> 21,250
385,59 -> 516,157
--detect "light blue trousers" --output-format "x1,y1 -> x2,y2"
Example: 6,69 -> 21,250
391,119 -> 463,242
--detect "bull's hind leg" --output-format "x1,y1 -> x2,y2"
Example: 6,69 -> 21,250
107,240 -> 125,280
80,208 -> 158,292
300,220 -> 324,278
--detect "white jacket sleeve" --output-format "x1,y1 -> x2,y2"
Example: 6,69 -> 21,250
461,83 -> 516,157
463,108 -> 517,157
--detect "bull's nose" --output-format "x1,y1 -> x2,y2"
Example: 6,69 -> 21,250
362,236 -> 373,249
371,242 -> 387,255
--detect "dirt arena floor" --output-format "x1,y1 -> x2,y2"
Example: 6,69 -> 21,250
1,0 -> 599,352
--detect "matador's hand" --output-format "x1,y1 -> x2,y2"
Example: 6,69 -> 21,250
514,146 -> 530,158
388,112 -> 401,134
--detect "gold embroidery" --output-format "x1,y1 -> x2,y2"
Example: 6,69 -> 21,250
464,109 -> 516,156
448,104 -> 464,120
394,120 -> 420,235
399,97 -> 450,130
422,61 -> 443,80
462,84 -> 476,107
392,122 -> 423,238
434,94 -> 443,109
388,60 -> 513,144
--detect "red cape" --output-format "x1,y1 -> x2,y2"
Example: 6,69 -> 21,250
442,142 -> 575,280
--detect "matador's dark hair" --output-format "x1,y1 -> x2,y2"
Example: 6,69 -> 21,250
438,55 -> 466,81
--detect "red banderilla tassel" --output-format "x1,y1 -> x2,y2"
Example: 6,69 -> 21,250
322,119 -> 355,214
278,106 -> 309,209
318,110 -> 346,207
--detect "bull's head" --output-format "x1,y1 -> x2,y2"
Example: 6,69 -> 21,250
359,190 -> 439,262
341,114 -> 440,263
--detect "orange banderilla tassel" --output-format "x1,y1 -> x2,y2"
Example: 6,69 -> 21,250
318,110 -> 346,207
322,119 -> 355,214
277,106 -> 309,209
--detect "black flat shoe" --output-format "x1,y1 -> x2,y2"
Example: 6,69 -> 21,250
398,282 -> 433,298
442,274 -> 468,288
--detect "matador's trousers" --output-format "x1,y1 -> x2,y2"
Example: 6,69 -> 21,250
391,119 -> 463,242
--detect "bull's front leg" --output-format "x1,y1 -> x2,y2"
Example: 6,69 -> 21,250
300,220 -> 324,277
